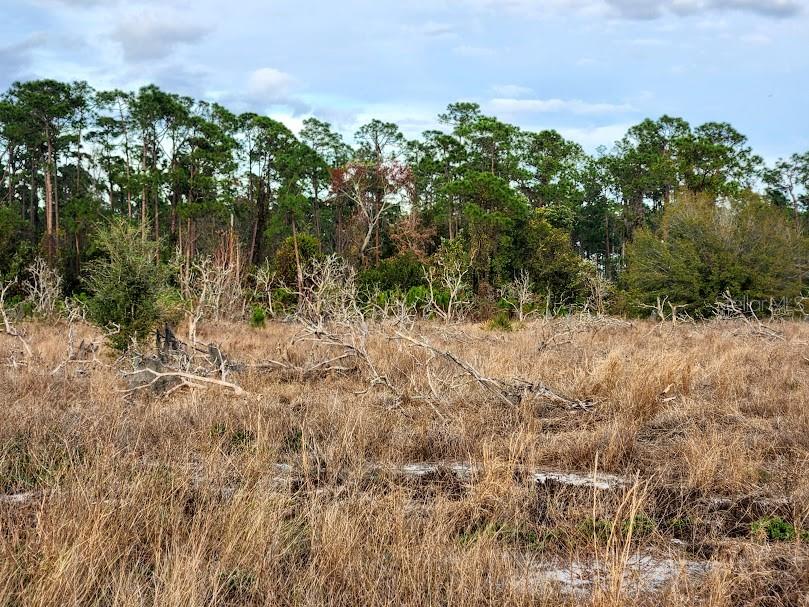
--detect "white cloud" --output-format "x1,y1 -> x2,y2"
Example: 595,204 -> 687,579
0,34 -> 47,86
450,0 -> 601,18
112,11 -> 210,62
269,112 -> 308,135
29,0 -> 110,6
558,123 -> 634,151
606,0 -> 802,18
452,44 -> 496,57
247,67 -> 296,101
451,0 -> 802,19
626,37 -> 669,46
491,84 -> 533,97
489,97 -> 634,115
345,102 -> 442,139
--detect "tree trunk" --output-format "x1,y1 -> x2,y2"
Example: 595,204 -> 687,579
141,138 -> 148,240
374,189 -> 382,264
6,146 -> 14,205
44,131 -> 55,260
604,213 -> 611,279
152,133 -> 159,241
118,100 -> 133,220
29,156 -> 38,243
251,182 -> 269,265
75,119 -> 82,195
54,156 -> 60,256
291,217 -> 303,295
171,155 -> 179,241
312,176 -> 322,252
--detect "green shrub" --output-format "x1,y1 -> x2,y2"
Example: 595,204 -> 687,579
0,431 -> 80,493
624,193 -> 807,316
406,285 -> 430,309
359,253 -> 425,292
458,522 -> 545,550
578,517 -> 613,544
218,569 -> 259,604
250,305 -> 267,328
577,515 -> 655,543
522,211 -> 589,304
751,517 -> 797,542
274,233 -> 321,287
486,310 -> 513,331
272,286 -> 297,312
0,206 -> 32,279
623,513 -> 655,537
84,220 -> 170,351
210,423 -> 256,454
282,427 -> 303,453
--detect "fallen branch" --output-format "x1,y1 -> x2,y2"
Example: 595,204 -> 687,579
392,330 -> 516,407
122,367 -> 246,396
712,291 -> 785,341
392,330 -> 593,410
510,378 -> 595,411
294,320 -> 398,395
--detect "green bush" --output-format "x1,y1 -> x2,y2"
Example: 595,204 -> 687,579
359,253 -> 425,292
577,514 -> 655,543
210,423 -> 256,454
623,513 -> 655,537
84,220 -> 170,351
405,285 -> 430,309
522,211 -> 589,304
486,310 -> 513,331
274,233 -> 321,287
249,305 -> 266,328
457,522 -> 545,551
623,193 -> 807,316
751,517 -> 797,542
272,286 -> 297,313
0,206 -> 32,280
578,517 -> 612,544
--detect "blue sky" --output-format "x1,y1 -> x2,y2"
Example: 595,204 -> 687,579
2,0 -> 807,161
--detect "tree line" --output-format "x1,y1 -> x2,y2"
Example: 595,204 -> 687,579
1,78 -> 808,326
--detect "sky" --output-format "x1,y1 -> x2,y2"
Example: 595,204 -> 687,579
1,0 -> 807,162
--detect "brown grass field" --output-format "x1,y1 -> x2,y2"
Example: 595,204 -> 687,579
1,317 -> 808,606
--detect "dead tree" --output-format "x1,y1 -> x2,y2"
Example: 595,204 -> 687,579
498,270 -> 535,322
253,261 -> 278,318
423,259 -> 470,324
22,257 -> 62,317
177,253 -> 246,345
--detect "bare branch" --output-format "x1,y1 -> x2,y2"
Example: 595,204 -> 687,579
0,279 -> 33,360
121,366 -> 246,396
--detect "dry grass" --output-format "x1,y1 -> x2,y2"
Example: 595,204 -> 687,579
2,317 -> 808,606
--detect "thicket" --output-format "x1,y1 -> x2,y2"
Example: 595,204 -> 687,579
1,79 -> 808,333
624,194 -> 807,316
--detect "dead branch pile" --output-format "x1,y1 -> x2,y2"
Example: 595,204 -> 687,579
122,325 -> 245,397
391,331 -> 593,411
711,291 -> 786,341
